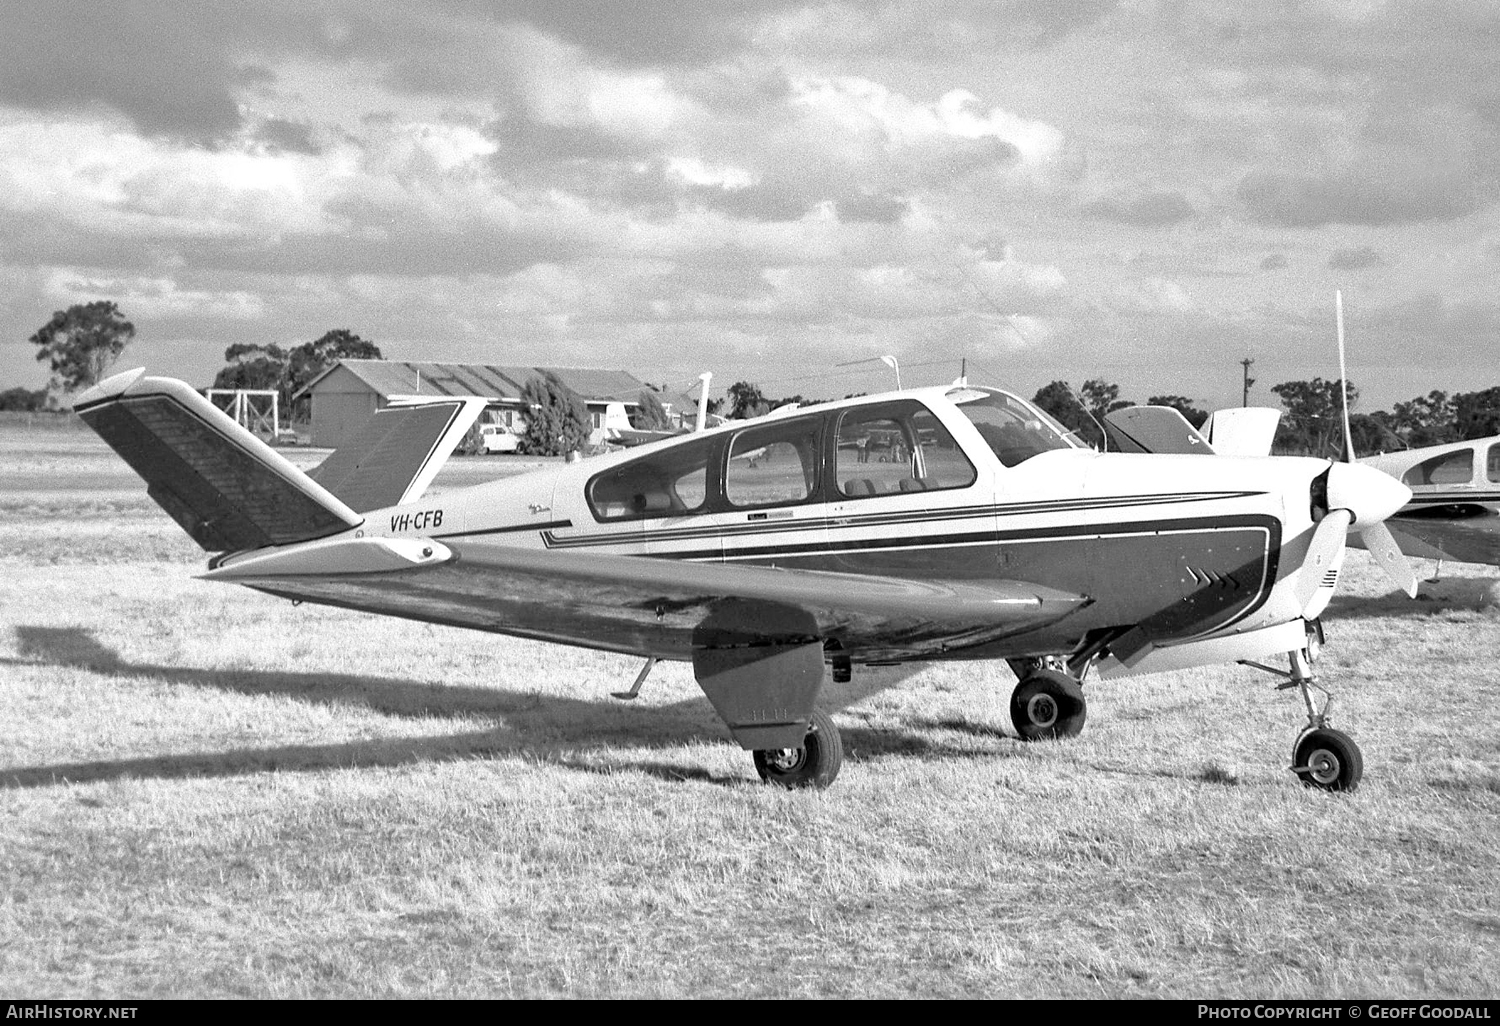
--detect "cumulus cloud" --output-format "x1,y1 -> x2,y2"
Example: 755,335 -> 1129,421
1327,246 -> 1383,271
1082,191 -> 1196,226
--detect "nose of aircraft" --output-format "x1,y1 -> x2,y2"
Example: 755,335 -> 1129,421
1324,461 -> 1411,528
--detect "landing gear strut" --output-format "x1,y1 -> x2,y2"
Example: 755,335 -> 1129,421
752,709 -> 843,789
1240,620 -> 1363,792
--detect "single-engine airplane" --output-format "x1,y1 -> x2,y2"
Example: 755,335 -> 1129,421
75,367 -> 1417,791
1357,437 -> 1500,569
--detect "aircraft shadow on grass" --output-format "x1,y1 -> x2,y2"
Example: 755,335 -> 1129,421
2,626 -> 1006,790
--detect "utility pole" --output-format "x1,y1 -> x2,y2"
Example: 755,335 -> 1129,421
1241,358 -> 1255,407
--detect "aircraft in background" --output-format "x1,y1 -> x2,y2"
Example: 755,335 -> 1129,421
75,368 -> 1417,792
1105,403 -> 1500,572
1358,437 -> 1500,569
608,372 -> 725,447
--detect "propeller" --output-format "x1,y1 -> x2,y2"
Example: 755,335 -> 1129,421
1331,290 -> 1419,598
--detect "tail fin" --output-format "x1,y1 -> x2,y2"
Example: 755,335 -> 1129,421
1103,406 -> 1214,455
74,369 -> 361,552
306,395 -> 488,512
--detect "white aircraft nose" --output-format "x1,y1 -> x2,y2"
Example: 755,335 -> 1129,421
1324,461 -> 1411,527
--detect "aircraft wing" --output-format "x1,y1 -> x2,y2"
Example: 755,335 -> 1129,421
609,425 -> 685,447
1360,511 -> 1500,566
204,537 -> 1091,661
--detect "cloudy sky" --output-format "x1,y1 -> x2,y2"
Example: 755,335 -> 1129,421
3,0 -> 1498,411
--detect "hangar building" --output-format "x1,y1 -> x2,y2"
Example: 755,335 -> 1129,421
295,359 -> 646,450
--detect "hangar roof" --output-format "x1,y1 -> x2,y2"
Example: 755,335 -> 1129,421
296,360 -> 645,405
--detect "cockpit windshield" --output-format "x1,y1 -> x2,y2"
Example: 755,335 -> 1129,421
946,387 -> 1083,468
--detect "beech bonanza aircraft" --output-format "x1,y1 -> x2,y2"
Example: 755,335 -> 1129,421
75,368 -> 1418,792
1359,436 -> 1500,569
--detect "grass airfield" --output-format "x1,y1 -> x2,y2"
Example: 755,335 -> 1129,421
2,423 -> 1498,998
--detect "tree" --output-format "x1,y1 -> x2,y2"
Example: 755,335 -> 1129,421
631,390 -> 671,430
726,380 -> 767,419
29,301 -> 135,393
1146,394 -> 1208,429
212,342 -> 291,402
1026,378 -> 1131,449
1269,377 -> 1358,457
519,372 -> 591,456
1453,386 -> 1500,440
0,386 -> 48,411
1390,390 -> 1455,447
1080,378 -> 1130,422
212,330 -> 381,419
286,329 -> 381,400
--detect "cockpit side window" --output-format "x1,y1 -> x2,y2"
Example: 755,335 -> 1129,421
587,435 -> 715,521
834,400 -> 976,499
947,388 -> 1078,468
1402,449 -> 1474,488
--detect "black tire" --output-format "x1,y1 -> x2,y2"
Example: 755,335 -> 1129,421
1010,669 -> 1087,741
753,709 -> 843,789
1293,727 -> 1363,792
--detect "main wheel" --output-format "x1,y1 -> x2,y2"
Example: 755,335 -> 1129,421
753,709 -> 843,789
1292,727 -> 1363,792
1010,669 -> 1087,741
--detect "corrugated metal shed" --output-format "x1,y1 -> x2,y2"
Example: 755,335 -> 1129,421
298,359 -> 647,449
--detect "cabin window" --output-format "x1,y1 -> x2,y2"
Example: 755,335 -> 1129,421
834,401 -> 976,499
725,419 -> 822,508
947,387 -> 1079,467
586,436 -> 714,521
1402,449 -> 1473,487
1488,444 -> 1500,484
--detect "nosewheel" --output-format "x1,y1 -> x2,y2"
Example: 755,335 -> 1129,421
1010,669 -> 1088,741
1292,727 -> 1363,792
752,708 -> 843,789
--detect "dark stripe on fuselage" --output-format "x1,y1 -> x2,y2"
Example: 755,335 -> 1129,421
541,490 -> 1267,551
434,519 -> 575,540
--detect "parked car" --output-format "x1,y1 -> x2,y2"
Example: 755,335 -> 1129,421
480,424 -> 521,454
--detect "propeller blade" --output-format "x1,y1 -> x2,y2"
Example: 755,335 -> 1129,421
1359,520 -> 1420,598
1294,509 -> 1352,614
1336,289 -> 1355,463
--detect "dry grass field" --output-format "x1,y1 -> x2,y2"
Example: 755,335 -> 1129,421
2,421 -> 1498,998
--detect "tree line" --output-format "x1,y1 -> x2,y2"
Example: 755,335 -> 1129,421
10,301 -> 1500,459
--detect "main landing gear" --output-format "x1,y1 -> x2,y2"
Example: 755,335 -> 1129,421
1007,658 -> 1089,741
752,709 -> 843,789
1240,621 -> 1363,793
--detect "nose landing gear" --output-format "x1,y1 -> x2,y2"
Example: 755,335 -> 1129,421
1240,620 -> 1364,792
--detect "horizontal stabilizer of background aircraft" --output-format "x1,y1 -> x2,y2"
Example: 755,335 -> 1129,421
76,368 -> 1418,792
1103,406 -> 1215,455
1200,407 -> 1281,457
